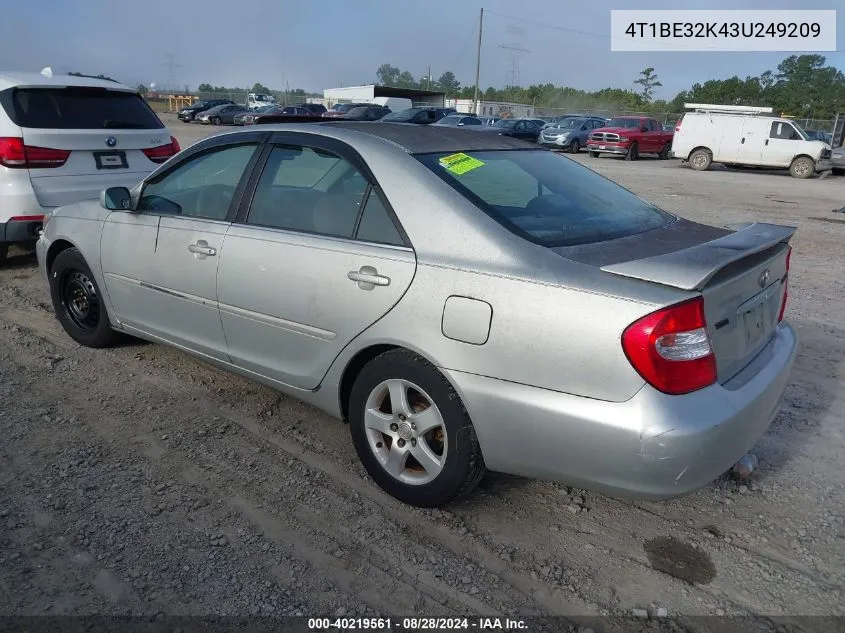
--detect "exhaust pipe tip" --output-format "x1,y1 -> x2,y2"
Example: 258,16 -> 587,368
732,453 -> 758,480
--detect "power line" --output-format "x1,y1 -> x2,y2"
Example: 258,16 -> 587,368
484,9 -> 616,41
451,13 -> 481,70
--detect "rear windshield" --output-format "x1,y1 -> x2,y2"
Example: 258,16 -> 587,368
607,118 -> 641,129
1,88 -> 164,129
416,149 -> 671,247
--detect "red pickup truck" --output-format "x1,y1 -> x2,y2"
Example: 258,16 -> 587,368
586,116 -> 673,160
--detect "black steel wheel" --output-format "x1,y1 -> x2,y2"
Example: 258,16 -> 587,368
49,247 -> 118,348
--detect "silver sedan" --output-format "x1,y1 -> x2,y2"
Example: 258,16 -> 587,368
36,122 -> 798,507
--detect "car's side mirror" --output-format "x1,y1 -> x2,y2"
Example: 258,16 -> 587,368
100,186 -> 132,211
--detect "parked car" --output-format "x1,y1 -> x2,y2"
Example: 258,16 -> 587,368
804,129 -> 832,145
36,122 -> 797,508
526,118 -> 548,128
671,108 -> 830,178
246,93 -> 277,110
539,116 -> 607,153
196,104 -> 250,125
831,146 -> 845,176
178,99 -> 234,122
431,115 -> 483,127
298,103 -> 327,115
338,106 -> 391,121
587,116 -> 674,160
477,116 -> 500,126
542,114 -> 586,129
0,70 -> 179,264
480,118 -> 543,141
233,105 -> 275,126
323,103 -> 374,118
381,108 -> 446,125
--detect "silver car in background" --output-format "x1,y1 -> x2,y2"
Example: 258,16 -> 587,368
539,116 -> 608,153
37,123 -> 797,508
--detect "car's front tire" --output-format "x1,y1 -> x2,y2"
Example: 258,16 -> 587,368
0,244 -> 7,265
789,156 -> 814,179
589,151 -> 600,158
348,349 -> 486,507
49,247 -> 117,348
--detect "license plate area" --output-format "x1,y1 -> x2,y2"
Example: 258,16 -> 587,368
94,150 -> 128,170
599,145 -> 606,150
739,283 -> 779,354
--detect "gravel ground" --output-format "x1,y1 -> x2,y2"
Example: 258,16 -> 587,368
0,117 -> 843,619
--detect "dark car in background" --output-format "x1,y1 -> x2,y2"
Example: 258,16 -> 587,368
338,105 -> 391,121
382,107 -> 454,125
233,105 -> 275,125
323,103 -> 374,118
481,118 -> 543,142
299,102 -> 327,115
431,114 -> 483,127
805,129 -> 832,145
196,103 -> 250,125
177,99 -> 235,122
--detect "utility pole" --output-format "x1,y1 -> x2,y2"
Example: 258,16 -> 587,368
472,8 -> 483,116
427,65 -> 431,91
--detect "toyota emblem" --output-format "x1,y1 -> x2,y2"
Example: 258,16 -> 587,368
758,269 -> 770,288
106,136 -> 117,147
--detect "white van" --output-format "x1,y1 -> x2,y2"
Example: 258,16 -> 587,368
671,103 -> 831,179
246,93 -> 277,110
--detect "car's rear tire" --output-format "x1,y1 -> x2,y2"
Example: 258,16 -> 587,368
625,143 -> 639,161
348,349 -> 486,508
212,116 -> 221,126
0,244 -> 7,265
833,168 -> 845,176
49,247 -> 118,348
569,139 -> 580,153
658,144 -> 670,160
589,151 -> 600,158
689,148 -> 712,171
789,156 -> 814,179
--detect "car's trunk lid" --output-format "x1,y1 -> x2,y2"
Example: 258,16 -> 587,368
554,220 -> 795,383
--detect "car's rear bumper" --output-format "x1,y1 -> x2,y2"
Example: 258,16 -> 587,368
443,321 -> 797,500
1,172 -> 53,245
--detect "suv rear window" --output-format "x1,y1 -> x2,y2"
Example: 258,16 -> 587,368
1,87 -> 164,129
417,149 -> 671,247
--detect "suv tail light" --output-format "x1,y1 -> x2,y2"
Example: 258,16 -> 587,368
674,117 -> 682,132
142,136 -> 181,164
622,296 -> 717,395
0,137 -> 71,169
778,245 -> 791,322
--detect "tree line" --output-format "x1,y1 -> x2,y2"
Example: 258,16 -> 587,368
375,55 -> 845,120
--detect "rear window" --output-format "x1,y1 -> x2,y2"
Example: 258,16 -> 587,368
607,118 -> 641,129
416,150 -> 671,247
1,88 -> 164,130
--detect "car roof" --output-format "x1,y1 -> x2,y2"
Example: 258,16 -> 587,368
251,121 -> 535,153
0,71 -> 135,92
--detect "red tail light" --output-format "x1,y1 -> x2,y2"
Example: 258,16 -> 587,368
142,136 -> 181,164
622,296 -> 717,395
778,245 -> 792,322
0,137 -> 70,168
674,117 -> 682,132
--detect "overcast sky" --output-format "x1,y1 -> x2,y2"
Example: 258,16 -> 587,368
1,0 -> 842,98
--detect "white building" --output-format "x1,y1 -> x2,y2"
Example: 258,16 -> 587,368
445,98 -> 535,118
323,85 -> 445,111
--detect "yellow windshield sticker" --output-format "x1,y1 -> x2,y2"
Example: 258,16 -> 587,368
439,152 -> 485,175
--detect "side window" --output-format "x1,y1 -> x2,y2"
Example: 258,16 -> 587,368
246,144 -> 368,238
770,122 -> 800,140
355,189 -> 404,246
137,143 -> 258,219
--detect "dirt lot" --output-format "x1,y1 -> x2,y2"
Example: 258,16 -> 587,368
1,116 -> 843,619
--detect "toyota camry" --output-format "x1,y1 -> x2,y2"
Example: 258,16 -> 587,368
36,122 -> 797,507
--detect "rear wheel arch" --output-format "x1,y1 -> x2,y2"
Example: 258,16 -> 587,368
338,344 -> 447,423
687,145 -> 712,161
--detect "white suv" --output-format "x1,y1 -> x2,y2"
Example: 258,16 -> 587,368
0,70 -> 179,263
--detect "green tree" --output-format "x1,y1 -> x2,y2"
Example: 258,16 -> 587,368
437,71 -> 460,96
198,83 -> 213,92
634,67 -> 662,101
136,84 -> 148,96
376,64 -> 401,86
396,71 -> 417,89
251,82 -> 270,94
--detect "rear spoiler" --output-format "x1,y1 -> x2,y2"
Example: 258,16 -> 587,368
600,222 -> 796,291
252,114 -> 336,125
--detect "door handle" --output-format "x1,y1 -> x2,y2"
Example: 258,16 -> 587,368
741,137 -> 745,144
765,139 -> 769,146
348,266 -> 390,290
188,240 -> 217,256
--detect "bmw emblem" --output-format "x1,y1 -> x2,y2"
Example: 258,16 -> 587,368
106,136 -> 117,147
